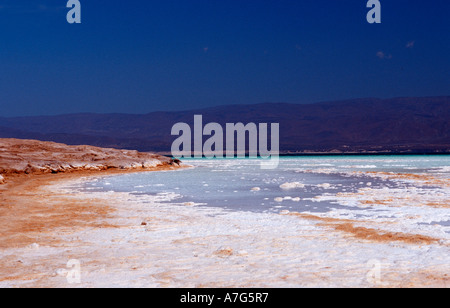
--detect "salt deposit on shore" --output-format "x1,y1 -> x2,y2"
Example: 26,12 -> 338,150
0,172 -> 448,288
280,182 -> 305,189
1,151 -> 449,288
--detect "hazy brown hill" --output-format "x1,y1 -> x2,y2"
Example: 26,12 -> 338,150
0,96 -> 449,153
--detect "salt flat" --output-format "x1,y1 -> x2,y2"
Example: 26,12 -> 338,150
0,163 -> 448,287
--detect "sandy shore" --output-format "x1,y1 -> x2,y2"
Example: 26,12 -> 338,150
0,166 -> 449,288
0,167 -> 181,286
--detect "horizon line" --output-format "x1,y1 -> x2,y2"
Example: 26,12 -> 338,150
2,95 -> 449,118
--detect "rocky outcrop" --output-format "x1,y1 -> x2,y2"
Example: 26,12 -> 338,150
0,138 -> 178,180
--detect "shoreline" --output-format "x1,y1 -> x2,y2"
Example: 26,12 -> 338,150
0,165 -> 190,287
0,165 -> 184,249
0,163 -> 449,287
158,152 -> 450,157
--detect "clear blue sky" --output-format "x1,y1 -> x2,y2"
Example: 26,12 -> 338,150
0,0 -> 449,116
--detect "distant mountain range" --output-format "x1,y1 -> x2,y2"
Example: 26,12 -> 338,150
1,96 -> 449,155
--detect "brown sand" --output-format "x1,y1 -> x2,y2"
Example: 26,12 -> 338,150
0,166 -> 184,286
289,213 -> 440,245
365,171 -> 450,188
0,166 -> 180,249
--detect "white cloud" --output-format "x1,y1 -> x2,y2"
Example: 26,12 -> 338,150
376,51 -> 392,60
406,41 -> 415,48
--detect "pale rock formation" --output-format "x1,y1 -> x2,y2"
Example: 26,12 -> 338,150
0,138 -> 179,181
